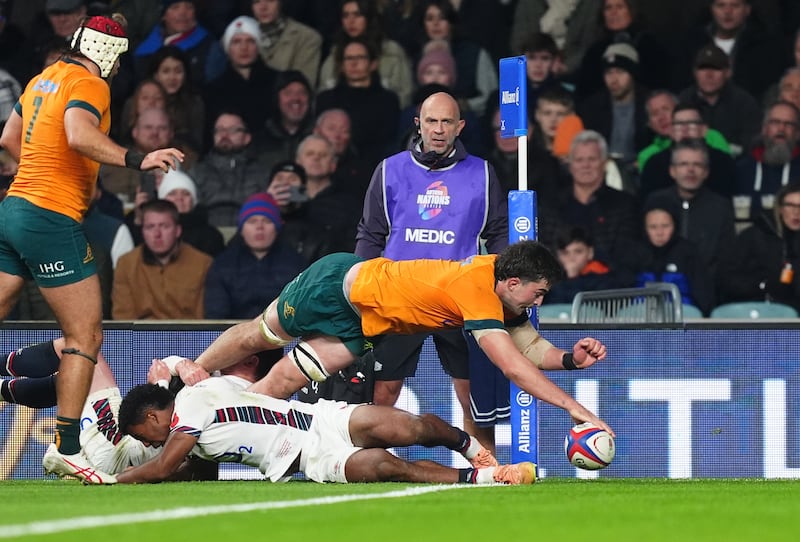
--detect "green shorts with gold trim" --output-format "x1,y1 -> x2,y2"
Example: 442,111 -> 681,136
276,252 -> 369,356
0,196 -> 96,287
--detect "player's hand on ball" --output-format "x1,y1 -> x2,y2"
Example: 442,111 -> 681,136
569,406 -> 615,438
572,337 -> 607,368
142,148 -> 184,172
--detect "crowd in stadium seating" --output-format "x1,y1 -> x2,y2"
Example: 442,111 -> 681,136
3,0 -> 800,319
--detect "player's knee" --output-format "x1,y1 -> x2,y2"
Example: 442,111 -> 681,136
63,326 -> 103,353
6,340 -> 61,376
290,341 -> 330,382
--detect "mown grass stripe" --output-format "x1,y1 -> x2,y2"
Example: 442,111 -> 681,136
1,484 -> 483,538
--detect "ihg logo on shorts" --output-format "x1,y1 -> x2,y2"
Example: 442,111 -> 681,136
37,260 -> 73,279
39,261 -> 65,273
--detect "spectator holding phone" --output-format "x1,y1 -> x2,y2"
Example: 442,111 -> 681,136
266,160 -> 308,214
279,134 -> 362,264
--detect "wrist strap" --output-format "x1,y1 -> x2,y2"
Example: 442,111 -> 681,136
562,352 -> 578,370
124,149 -> 145,170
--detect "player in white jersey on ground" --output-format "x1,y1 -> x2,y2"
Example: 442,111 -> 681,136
2,338 -> 261,482
115,358 -> 535,486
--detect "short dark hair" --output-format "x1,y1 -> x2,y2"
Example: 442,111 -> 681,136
645,89 -> 677,108
214,107 -> 250,133
141,199 -> 180,224
537,87 -> 575,112
118,384 -> 174,435
495,240 -> 564,286
336,35 -> 378,63
555,226 -> 594,251
672,101 -> 703,119
519,32 -> 558,57
670,139 -> 709,166
420,0 -> 459,26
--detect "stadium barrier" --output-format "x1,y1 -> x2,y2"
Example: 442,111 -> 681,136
1,321 -> 799,480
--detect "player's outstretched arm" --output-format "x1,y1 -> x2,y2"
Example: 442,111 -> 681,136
536,337 -> 608,371
478,330 -> 615,437
507,321 -> 607,371
195,316 -> 270,373
116,432 -> 197,484
63,108 -> 183,171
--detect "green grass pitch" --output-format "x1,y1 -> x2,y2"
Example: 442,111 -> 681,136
1,478 -> 797,541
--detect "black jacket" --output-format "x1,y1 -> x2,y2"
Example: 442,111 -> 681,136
644,186 -> 736,273
677,20 -> 790,101
717,211 -> 800,309
539,184 -> 640,267
617,234 -> 716,314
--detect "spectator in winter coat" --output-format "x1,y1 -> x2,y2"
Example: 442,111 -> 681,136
204,193 -> 306,319
618,203 -> 715,314
717,182 -> 800,310
190,109 -> 270,228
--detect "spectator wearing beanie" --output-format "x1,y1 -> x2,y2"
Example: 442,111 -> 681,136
204,15 -> 281,144
204,192 -> 306,319
265,159 -> 308,215
397,40 -> 483,156
416,42 -> 457,89
158,169 -> 225,257
398,40 -> 485,155
577,42 -> 649,175
256,70 -> 315,168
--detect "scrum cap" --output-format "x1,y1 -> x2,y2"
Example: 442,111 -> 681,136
70,16 -> 129,78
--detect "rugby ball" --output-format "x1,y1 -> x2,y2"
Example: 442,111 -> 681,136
564,422 -> 615,470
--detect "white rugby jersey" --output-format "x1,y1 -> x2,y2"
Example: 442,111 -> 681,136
171,377 -> 317,481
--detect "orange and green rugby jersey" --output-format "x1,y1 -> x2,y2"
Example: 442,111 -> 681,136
349,254 -> 510,337
8,59 -> 111,222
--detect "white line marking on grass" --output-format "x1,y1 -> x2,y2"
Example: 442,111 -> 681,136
1,484 -> 483,538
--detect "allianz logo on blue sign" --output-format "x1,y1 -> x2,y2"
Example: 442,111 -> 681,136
501,87 -> 520,106
514,216 -> 532,234
515,390 -> 534,407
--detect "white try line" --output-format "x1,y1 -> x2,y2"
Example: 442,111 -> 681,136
1,484 -> 482,538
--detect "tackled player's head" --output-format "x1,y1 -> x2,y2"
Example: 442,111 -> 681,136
118,384 -> 174,441
495,240 -> 564,287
